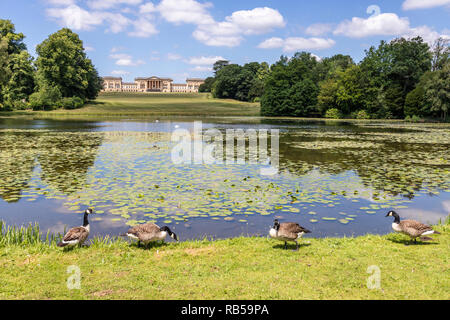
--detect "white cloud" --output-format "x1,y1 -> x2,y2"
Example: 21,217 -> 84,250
110,53 -> 145,66
85,46 -> 95,52
305,23 -> 333,36
403,25 -> 450,45
192,7 -> 285,47
157,0 -> 214,25
334,13 -> 411,38
257,37 -> 284,49
311,54 -> 322,62
167,53 -> 182,60
128,17 -> 158,37
187,56 -> 226,65
225,7 -> 285,35
111,70 -> 131,75
191,66 -> 212,72
46,0 -> 76,5
258,37 -> 335,52
87,0 -> 143,10
402,0 -> 450,10
46,5 -> 130,32
46,5 -> 104,31
140,2 -> 156,13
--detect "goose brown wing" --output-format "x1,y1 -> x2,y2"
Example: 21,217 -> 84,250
63,227 -> 88,242
282,222 -> 310,234
401,220 -> 433,236
127,223 -> 160,236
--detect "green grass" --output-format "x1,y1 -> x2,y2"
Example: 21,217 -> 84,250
2,93 -> 260,117
0,221 -> 448,300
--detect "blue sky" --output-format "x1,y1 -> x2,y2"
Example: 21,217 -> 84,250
1,0 -> 449,82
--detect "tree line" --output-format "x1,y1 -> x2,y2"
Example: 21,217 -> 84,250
0,20 -> 102,111
201,37 -> 449,120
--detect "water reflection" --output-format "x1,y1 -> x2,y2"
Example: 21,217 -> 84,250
0,118 -> 449,239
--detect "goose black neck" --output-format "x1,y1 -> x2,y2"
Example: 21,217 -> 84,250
393,214 -> 401,224
83,212 -> 89,227
161,226 -> 172,235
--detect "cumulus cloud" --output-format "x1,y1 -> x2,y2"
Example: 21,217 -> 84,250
87,0 -> 143,10
46,4 -> 131,32
305,23 -> 333,36
156,0 -> 214,25
140,2 -> 156,13
187,56 -> 226,65
128,17 -> 158,37
191,66 -> 212,72
258,37 -> 335,52
334,13 -> 411,38
46,0 -> 76,5
110,53 -> 145,66
167,53 -> 182,60
46,5 -> 105,31
111,70 -> 131,75
403,25 -> 450,44
192,7 -> 285,47
402,0 -> 450,10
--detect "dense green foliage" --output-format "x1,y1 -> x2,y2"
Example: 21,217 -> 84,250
262,37 -> 448,119
203,36 -> 447,120
211,62 -> 269,102
0,20 -> 102,111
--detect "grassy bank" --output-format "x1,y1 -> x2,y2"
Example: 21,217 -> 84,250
0,221 -> 448,300
1,93 -> 260,117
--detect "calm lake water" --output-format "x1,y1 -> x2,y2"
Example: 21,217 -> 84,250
0,117 -> 449,241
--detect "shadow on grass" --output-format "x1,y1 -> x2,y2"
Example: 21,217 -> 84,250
131,241 -> 173,250
386,236 -> 439,246
272,243 -> 311,251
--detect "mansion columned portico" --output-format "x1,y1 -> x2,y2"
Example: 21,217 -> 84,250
102,76 -> 205,93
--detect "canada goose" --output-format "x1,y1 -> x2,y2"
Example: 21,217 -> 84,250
123,223 -> 178,248
270,219 -> 311,251
386,211 -> 441,243
58,209 -> 93,248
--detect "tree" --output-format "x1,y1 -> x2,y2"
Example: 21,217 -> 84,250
2,50 -> 35,104
0,19 -> 26,54
213,60 -> 229,75
0,38 -> 10,106
35,28 -> 101,100
212,64 -> 243,99
317,78 -> 338,115
0,19 -> 34,109
261,52 -> 320,116
431,37 -> 450,72
199,77 -> 215,92
424,63 -> 450,120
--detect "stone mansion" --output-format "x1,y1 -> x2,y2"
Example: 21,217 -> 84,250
102,76 -> 205,93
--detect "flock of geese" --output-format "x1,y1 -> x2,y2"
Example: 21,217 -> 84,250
57,209 -> 442,250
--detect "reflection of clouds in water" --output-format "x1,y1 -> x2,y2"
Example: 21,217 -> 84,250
442,201 -> 450,214
398,209 -> 447,225
47,221 -> 67,235
91,217 -> 124,230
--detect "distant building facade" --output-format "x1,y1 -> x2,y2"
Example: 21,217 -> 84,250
102,76 -> 205,93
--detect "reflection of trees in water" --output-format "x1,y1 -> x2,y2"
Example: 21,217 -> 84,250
279,133 -> 450,198
0,131 -> 103,200
37,133 -> 103,194
0,133 -> 37,202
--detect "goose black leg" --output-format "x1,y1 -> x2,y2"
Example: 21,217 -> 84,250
138,240 -> 141,248
294,241 -> 299,252
284,241 -> 288,250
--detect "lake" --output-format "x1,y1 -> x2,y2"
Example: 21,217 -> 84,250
0,117 -> 449,241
